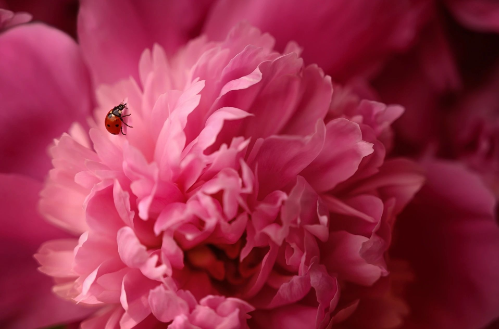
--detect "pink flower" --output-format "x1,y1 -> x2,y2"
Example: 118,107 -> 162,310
202,0 -> 430,82
34,21 -> 425,328
1,1 -> 499,328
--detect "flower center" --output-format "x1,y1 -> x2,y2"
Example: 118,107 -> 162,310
184,238 -> 269,297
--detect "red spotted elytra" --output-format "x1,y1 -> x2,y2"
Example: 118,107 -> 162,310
105,102 -> 132,135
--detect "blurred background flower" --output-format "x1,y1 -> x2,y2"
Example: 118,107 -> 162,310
0,0 -> 498,328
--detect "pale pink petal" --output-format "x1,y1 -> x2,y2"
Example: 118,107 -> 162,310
149,285 -> 190,323
119,270 -> 158,329
85,184 -> 126,236
117,227 -> 167,280
81,307 -> 124,329
35,239 -> 78,278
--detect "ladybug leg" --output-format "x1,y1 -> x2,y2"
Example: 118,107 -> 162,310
122,114 -> 131,117
120,126 -> 127,135
120,117 -> 133,128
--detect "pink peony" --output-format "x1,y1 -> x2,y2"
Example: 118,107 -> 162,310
1,1 -> 499,328
34,21 -> 425,328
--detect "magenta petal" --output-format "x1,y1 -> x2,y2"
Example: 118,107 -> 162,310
77,0 -> 215,85
204,0 -> 426,80
302,118 -> 373,192
0,23 -> 93,180
322,231 -> 385,286
251,304 -> 317,328
252,120 -> 326,198
0,9 -> 31,31
394,161 -> 499,329
267,274 -> 312,309
0,174 -> 91,328
445,0 -> 499,32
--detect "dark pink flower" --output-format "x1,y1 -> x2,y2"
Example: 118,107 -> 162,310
34,21 -> 424,328
1,1 -> 499,328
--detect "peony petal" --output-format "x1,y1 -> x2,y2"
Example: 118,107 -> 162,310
0,9 -> 31,31
85,184 -> 126,236
0,174 -> 91,328
350,158 -> 425,215
251,304 -> 318,329
35,239 -> 78,278
149,285 -> 190,323
445,0 -> 499,32
77,0 -> 216,85
119,270 -> 158,329
117,227 -> 167,280
252,120 -> 326,198
302,118 -> 373,192
322,231 -> 386,286
393,161 -> 499,329
204,0 -> 427,80
267,274 -> 312,309
81,307 -> 124,329
0,23 -> 93,181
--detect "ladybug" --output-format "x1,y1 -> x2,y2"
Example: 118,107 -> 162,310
105,102 -> 132,135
